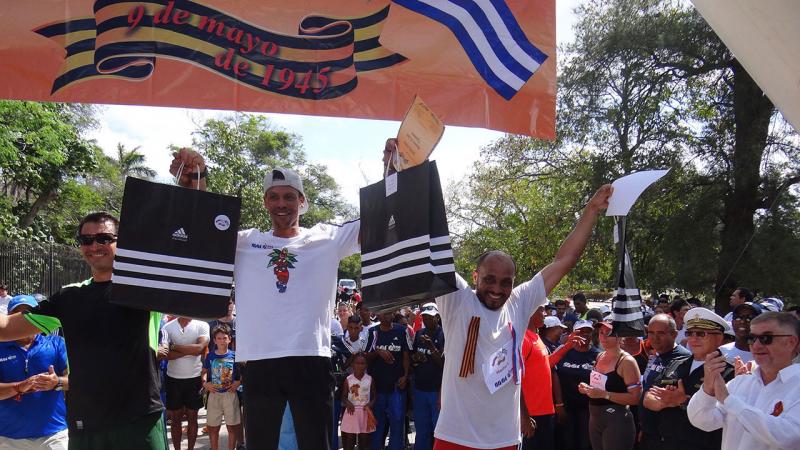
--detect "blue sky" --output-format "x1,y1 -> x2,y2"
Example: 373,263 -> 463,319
89,1 -> 581,206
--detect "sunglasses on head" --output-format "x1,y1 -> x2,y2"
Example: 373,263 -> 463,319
685,330 -> 722,338
745,334 -> 794,345
76,233 -> 117,246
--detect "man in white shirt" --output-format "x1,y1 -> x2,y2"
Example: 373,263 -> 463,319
163,317 -> 210,450
720,302 -> 762,365
687,312 -> 800,450
172,150 -> 359,450
433,185 -> 612,450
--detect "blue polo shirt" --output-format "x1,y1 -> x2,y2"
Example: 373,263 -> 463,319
0,334 -> 68,439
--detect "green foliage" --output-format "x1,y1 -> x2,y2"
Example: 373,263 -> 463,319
0,101 -> 106,240
189,113 -> 353,230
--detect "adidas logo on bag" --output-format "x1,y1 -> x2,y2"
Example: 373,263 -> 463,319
171,228 -> 189,242
388,215 -> 396,230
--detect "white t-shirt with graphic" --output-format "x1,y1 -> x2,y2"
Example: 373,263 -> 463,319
234,221 -> 360,361
163,319 -> 210,379
434,273 -> 547,449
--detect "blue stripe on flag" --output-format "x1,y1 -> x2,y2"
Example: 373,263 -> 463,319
393,0 -> 547,99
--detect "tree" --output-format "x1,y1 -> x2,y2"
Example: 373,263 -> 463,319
0,101 -> 100,234
189,113 -> 354,230
112,143 -> 156,179
448,0 -> 800,306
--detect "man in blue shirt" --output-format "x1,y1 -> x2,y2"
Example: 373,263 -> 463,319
411,303 -> 444,450
366,310 -> 411,450
0,295 -> 69,449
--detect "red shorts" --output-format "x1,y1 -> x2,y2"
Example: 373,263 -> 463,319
433,438 -> 517,450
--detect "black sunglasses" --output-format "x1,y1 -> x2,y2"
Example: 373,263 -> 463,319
76,233 -> 118,246
685,330 -> 722,338
745,334 -> 794,345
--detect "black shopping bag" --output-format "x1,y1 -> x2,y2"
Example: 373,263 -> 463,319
111,177 -> 240,318
359,160 -> 457,311
611,217 -> 646,337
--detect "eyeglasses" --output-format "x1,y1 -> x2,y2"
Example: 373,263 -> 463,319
685,330 -> 722,338
732,315 -> 754,322
76,233 -> 118,246
745,334 -> 794,345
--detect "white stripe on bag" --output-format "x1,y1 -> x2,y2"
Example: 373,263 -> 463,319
112,275 -> 232,297
361,263 -> 456,287
114,262 -> 233,284
362,249 -> 432,274
361,235 -> 432,261
116,248 -> 234,271
613,300 -> 642,309
612,311 -> 644,322
429,235 -> 452,246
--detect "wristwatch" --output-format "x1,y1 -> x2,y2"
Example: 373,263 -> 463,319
54,378 -> 64,391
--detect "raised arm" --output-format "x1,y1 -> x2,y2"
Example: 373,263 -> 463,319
0,313 -> 46,342
540,185 -> 612,294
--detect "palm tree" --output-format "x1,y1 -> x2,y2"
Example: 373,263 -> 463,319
113,143 -> 156,179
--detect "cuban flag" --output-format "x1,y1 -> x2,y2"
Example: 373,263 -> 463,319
392,0 -> 548,100
611,217 -> 646,337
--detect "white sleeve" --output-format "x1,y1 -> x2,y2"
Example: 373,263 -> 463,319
512,272 -> 547,319
435,273 -> 470,322
687,387 -> 726,432
719,387 -> 800,448
199,321 -> 211,339
332,220 -> 361,260
331,319 -> 344,337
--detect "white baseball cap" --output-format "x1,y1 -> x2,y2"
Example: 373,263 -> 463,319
543,316 -> 567,329
264,168 -> 309,215
573,319 -> 594,330
420,302 -> 439,316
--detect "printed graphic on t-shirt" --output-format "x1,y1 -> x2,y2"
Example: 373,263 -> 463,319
267,247 -> 298,293
350,383 -> 363,401
208,354 -> 236,392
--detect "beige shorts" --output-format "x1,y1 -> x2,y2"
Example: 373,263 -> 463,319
206,391 -> 241,427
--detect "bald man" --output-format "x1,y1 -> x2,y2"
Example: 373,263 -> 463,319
433,185 -> 612,450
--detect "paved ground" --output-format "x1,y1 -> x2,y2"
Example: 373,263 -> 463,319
171,409 -> 417,450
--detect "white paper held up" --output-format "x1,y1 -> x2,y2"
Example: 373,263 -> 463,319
606,170 -> 670,216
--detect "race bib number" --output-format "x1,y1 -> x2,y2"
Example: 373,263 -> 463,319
482,338 -> 515,394
589,370 -> 607,390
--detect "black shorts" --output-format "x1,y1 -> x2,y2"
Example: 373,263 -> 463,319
165,375 -> 203,411
243,356 -> 334,450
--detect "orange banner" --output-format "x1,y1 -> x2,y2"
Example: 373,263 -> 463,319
0,0 -> 555,137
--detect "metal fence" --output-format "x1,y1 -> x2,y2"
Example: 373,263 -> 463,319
0,240 -> 91,297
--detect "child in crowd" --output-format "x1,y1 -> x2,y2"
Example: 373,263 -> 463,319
340,353 -> 377,450
202,325 -> 243,450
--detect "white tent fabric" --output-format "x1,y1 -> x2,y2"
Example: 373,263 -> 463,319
691,0 -> 800,131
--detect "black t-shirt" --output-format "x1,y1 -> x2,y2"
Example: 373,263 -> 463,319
639,345 -> 691,435
657,353 -> 734,450
366,323 -> 410,393
411,326 -> 445,392
25,279 -> 163,432
555,347 -> 601,411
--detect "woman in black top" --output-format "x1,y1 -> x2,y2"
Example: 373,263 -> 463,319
578,320 -> 642,450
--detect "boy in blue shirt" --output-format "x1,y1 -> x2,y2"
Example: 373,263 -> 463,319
202,325 -> 242,450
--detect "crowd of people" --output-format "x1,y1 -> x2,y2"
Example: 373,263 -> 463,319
0,143 -> 798,450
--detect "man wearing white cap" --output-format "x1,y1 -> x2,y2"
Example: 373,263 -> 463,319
644,308 -> 735,450
412,302 -> 445,450
540,316 -> 568,354
172,150 -> 360,450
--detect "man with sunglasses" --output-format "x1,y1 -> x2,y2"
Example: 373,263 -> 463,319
720,302 -> 763,366
687,312 -> 800,450
643,308 -> 734,450
0,212 -> 166,450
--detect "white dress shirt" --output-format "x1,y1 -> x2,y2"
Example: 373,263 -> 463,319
687,364 -> 800,450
